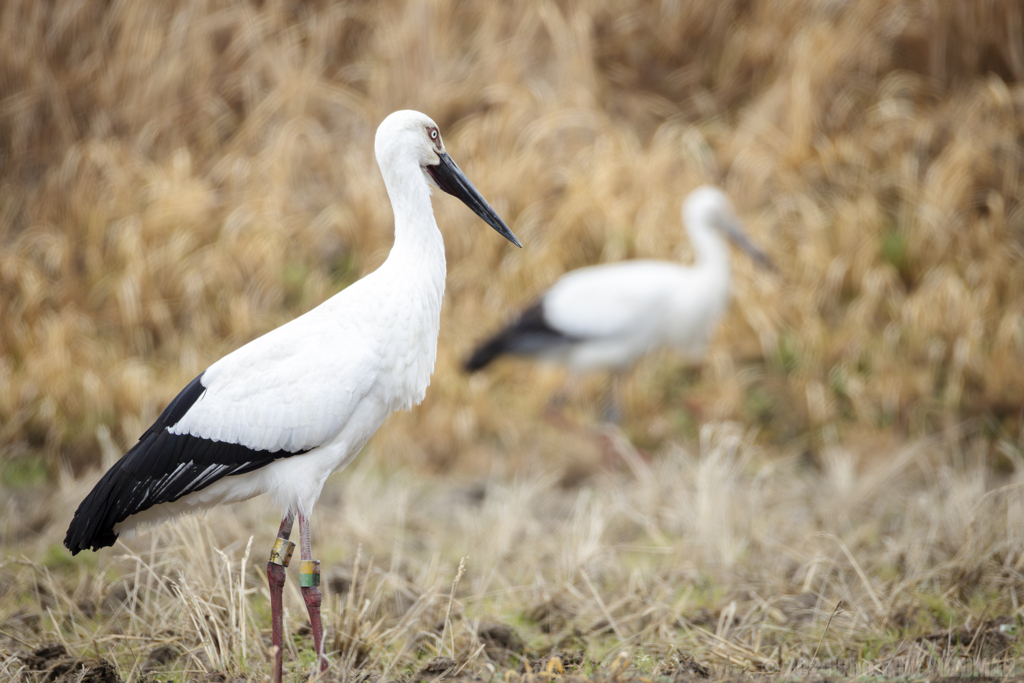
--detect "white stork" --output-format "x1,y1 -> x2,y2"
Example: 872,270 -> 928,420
464,186 -> 771,418
64,110 -> 521,682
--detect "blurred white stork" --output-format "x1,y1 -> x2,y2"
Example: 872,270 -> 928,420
64,110 -> 520,682
465,186 -> 771,418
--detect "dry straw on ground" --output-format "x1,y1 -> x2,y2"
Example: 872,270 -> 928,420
2,1 -> 1024,680
2,423 -> 1023,681
1,0 -> 1022,475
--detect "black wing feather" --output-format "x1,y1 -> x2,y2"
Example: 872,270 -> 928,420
464,301 -> 577,371
64,371 -> 309,555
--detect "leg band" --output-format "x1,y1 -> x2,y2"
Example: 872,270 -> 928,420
299,559 -> 320,587
269,537 -> 296,567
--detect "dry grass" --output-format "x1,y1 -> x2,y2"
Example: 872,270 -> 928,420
1,0 -> 1023,475
2,1 -> 1024,680
2,423 -> 1023,681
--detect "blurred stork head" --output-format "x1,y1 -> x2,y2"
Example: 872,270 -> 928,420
684,185 -> 775,271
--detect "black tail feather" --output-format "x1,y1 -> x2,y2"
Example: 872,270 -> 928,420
463,301 -> 574,371
64,436 -> 147,554
464,335 -> 511,372
64,372 -> 307,555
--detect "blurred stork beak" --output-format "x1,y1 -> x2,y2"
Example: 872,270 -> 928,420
427,152 -> 522,248
719,217 -> 776,271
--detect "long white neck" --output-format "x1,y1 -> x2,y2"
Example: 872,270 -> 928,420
686,217 -> 730,275
683,216 -> 732,319
375,160 -> 447,409
381,163 -> 446,269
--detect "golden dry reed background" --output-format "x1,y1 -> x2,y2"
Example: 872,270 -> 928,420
1,0 -> 1022,475
2,0 -> 1024,681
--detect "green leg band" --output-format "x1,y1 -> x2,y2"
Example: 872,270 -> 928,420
299,560 -> 320,587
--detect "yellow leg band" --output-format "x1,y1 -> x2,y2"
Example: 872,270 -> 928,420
299,560 -> 320,587
268,538 -> 296,567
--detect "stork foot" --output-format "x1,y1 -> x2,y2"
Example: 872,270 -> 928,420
267,518 -> 295,683
267,562 -> 287,683
300,560 -> 327,673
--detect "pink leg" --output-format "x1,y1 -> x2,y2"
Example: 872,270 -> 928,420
267,513 -> 295,683
298,512 -> 328,674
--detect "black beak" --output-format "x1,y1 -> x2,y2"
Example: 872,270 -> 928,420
426,152 -> 522,248
719,217 -> 777,272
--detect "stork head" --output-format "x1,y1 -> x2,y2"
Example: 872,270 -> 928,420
375,110 -> 521,247
683,185 -> 775,271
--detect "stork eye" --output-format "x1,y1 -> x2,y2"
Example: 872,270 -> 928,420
430,129 -> 438,140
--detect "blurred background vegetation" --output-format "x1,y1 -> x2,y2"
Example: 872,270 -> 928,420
1,0 -> 1023,481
